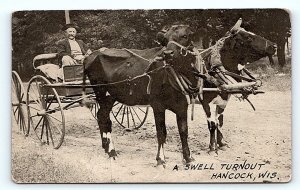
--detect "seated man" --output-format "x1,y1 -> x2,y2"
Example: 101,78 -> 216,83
57,23 -> 92,66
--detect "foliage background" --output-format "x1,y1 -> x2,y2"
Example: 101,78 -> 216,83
12,9 -> 291,79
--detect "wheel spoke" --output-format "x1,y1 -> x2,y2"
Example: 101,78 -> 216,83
35,80 -> 43,106
45,117 -> 49,145
126,107 -> 130,128
19,108 -> 25,132
47,113 -> 63,123
13,79 -> 21,100
40,118 -> 45,140
43,88 -> 52,109
13,106 -> 19,117
30,114 -> 42,119
30,83 -> 42,105
121,106 -> 126,125
20,93 -> 24,101
11,81 -> 18,100
30,85 -> 40,101
131,107 -> 142,123
20,111 -> 26,134
46,106 -> 63,114
19,109 -> 23,130
137,107 -> 146,114
17,108 -> 21,124
47,120 -> 55,146
129,108 -> 136,129
115,104 -> 123,118
47,117 -> 63,135
28,105 -> 40,111
46,95 -> 55,110
34,116 -> 44,131
112,102 -> 120,107
29,92 -> 42,106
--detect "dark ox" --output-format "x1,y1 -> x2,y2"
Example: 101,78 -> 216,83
83,25 -> 200,165
199,19 -> 276,152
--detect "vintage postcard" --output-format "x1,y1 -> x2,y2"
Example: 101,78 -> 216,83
11,9 -> 291,183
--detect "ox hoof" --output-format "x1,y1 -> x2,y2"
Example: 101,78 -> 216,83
218,143 -> 229,151
156,163 -> 166,170
183,158 -> 196,170
108,149 -> 117,159
156,159 -> 166,169
207,146 -> 218,155
207,150 -> 218,155
209,144 -> 217,151
184,157 -> 195,165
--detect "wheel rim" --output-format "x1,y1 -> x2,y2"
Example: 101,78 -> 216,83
111,102 -> 149,130
26,75 -> 65,149
11,71 -> 29,136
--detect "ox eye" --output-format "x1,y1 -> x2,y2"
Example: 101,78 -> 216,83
182,35 -> 188,39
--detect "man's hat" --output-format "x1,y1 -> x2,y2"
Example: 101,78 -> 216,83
62,23 -> 80,32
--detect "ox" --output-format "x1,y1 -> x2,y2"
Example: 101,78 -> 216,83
83,25 -> 212,165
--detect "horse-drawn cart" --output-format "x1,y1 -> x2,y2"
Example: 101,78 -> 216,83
11,53 -> 149,149
12,49 -> 263,149
12,27 -> 267,150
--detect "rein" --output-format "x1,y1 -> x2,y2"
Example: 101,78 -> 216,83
168,40 -> 196,56
83,63 -> 167,88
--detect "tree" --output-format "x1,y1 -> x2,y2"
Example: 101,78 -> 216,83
241,9 -> 291,68
12,11 -> 65,78
12,9 -> 290,79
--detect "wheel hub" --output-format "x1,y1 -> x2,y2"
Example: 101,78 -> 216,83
37,109 -> 46,116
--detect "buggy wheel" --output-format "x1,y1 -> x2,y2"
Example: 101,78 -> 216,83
11,71 -> 29,136
26,75 -> 65,149
111,102 -> 149,130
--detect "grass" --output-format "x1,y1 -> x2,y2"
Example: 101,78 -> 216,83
11,151 -> 96,183
245,56 -> 291,92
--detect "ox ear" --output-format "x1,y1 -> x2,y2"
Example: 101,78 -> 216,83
156,31 -> 168,46
230,18 -> 242,33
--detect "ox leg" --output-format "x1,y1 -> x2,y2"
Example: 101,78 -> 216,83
216,105 -> 227,149
202,102 -> 218,152
97,96 -> 117,158
152,105 -> 167,167
176,109 -> 194,164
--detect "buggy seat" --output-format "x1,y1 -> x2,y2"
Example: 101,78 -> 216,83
33,53 -> 85,84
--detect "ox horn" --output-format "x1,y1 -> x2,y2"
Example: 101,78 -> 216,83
230,18 -> 242,32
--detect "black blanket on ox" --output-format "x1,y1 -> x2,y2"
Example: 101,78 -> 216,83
84,47 -> 165,105
85,47 -> 164,82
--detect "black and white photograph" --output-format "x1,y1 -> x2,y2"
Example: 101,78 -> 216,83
11,9 -> 291,183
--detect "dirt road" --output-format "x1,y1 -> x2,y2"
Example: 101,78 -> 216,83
11,90 -> 291,183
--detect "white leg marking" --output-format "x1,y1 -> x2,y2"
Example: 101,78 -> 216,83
158,143 -> 166,161
106,132 -> 115,151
